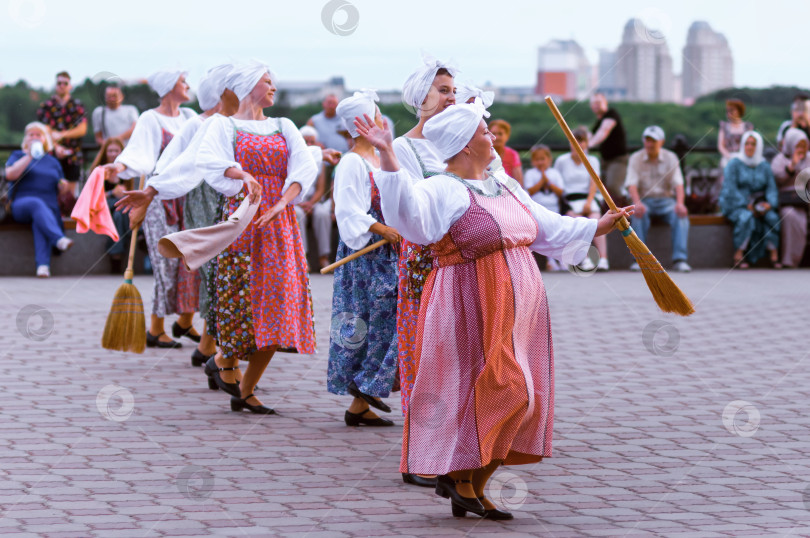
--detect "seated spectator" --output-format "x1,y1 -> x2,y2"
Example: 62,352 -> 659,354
720,131 -> 780,268
523,144 -> 564,271
718,99 -> 753,170
295,125 -> 335,270
489,119 -> 523,186
554,127 -> 608,271
771,128 -> 810,268
92,84 -> 139,145
89,137 -> 131,273
4,122 -> 74,277
626,126 -> 691,273
776,94 -> 810,151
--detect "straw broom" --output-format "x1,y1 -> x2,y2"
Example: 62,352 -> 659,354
545,97 -> 695,316
102,175 -> 147,352
320,239 -> 389,274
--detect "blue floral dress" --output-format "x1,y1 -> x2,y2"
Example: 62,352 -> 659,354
327,162 -> 399,398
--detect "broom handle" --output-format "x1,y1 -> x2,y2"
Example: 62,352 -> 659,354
123,175 -> 146,282
544,97 -> 622,216
320,239 -> 389,274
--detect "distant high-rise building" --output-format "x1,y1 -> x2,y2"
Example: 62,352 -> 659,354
597,49 -> 626,101
682,21 -> 734,101
535,39 -> 592,100
609,19 -> 676,103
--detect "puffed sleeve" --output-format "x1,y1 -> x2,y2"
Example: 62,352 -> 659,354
376,170 -> 468,245
194,115 -> 244,198
116,111 -> 163,179
148,118 -> 206,200
279,118 -> 317,205
333,154 -> 377,250
392,137 -> 423,180
497,172 -> 597,264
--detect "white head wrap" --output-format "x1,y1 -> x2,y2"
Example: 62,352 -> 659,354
782,127 -> 809,158
230,61 -> 276,102
299,125 -> 318,140
455,83 -> 494,108
336,89 -> 379,138
734,130 -> 765,167
23,121 -> 54,152
402,54 -> 458,118
147,69 -> 186,98
197,64 -> 234,111
423,98 -> 491,161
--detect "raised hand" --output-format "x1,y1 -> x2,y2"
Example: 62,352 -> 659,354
354,114 -> 393,150
322,148 -> 341,165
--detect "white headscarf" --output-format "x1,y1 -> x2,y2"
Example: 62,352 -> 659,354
336,89 -> 379,138
23,122 -> 54,152
299,125 -> 318,140
734,130 -> 764,167
147,69 -> 186,98
197,64 -> 234,111
423,98 -> 490,161
402,54 -> 458,118
455,83 -> 494,108
230,61 -> 276,101
782,127 -> 809,158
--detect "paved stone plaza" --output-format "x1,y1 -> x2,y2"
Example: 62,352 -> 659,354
1,268 -> 809,537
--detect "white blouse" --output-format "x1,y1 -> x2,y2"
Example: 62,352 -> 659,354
376,168 -> 597,264
195,115 -> 317,205
554,152 -> 601,196
116,108 -> 197,180
392,136 -> 445,180
333,153 -> 380,251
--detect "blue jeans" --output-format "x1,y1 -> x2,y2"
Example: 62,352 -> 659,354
12,196 -> 64,267
630,197 -> 689,262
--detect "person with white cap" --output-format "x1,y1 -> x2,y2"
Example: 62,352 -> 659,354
327,90 -> 402,427
116,64 -> 242,366
103,69 -> 197,349
626,125 -> 691,272
392,55 -> 458,489
355,99 -> 632,519
193,61 -> 318,415
294,125 -> 336,270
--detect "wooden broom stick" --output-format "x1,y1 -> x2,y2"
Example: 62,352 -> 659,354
545,97 -> 695,316
320,239 -> 389,274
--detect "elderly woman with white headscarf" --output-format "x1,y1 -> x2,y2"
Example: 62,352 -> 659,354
116,64 -> 241,365
356,101 -> 632,519
720,131 -> 780,268
103,69 -> 198,349
326,91 -> 402,427
393,55 -> 457,437
194,62 -> 317,415
771,127 -> 810,268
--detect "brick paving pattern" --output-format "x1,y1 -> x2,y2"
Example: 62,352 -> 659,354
1,268 -> 808,537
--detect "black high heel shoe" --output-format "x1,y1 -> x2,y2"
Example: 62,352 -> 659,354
146,331 -> 182,349
204,356 -> 240,397
230,394 -> 275,414
344,410 -> 394,427
435,474 -> 485,517
402,473 -> 437,488
347,381 -> 391,413
451,496 -> 513,520
172,321 -> 201,343
191,349 -> 214,368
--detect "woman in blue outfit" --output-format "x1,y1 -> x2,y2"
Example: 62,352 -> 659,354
720,131 -> 781,268
327,90 -> 402,427
4,122 -> 74,277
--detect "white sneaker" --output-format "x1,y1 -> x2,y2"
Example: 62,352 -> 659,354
674,261 -> 692,273
629,262 -> 641,271
36,265 -> 50,278
56,237 -> 74,251
597,258 -> 609,271
578,257 -> 596,272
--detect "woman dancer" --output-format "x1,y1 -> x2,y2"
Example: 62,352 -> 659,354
393,57 -> 457,487
327,91 -> 402,427
356,100 -> 632,519
195,62 -> 317,414
103,69 -> 198,348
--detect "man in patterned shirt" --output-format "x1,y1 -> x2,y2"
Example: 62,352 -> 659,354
36,71 -> 87,191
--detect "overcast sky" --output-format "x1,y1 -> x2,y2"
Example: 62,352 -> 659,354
2,0 -> 807,92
